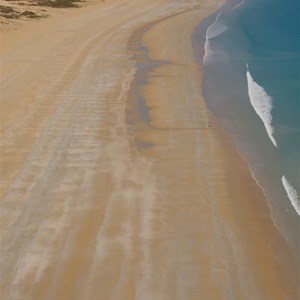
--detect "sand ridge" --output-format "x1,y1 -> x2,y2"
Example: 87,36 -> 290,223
0,0 -> 299,299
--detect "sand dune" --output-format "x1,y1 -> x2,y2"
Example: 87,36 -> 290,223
1,0 -> 299,299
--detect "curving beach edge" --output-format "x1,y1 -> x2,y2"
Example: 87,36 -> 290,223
1,0 -> 299,299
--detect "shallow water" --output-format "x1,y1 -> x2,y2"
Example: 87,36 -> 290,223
195,0 -> 300,254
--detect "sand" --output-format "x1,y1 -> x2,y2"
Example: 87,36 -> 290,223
0,0 -> 299,299
0,0 -> 101,35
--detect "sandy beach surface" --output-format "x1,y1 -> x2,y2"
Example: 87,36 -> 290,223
1,0 -> 299,299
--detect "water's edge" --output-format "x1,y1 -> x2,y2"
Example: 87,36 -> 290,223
192,0 -> 299,256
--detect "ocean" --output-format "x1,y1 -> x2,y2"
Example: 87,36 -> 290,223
194,0 -> 300,254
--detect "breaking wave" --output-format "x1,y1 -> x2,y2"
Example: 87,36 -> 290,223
246,66 -> 278,147
282,176 -> 300,216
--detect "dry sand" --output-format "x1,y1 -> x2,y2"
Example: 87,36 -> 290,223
0,0 -> 100,35
0,0 -> 299,299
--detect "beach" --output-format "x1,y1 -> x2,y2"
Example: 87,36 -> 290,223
0,0 -> 299,299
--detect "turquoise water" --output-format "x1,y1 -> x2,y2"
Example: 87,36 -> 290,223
196,0 -> 300,253
242,0 -> 300,197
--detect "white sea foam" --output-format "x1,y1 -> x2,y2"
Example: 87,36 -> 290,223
282,176 -> 300,216
246,66 -> 278,147
203,14 -> 229,64
206,14 -> 228,39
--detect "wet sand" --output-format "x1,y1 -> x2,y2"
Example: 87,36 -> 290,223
0,0 -> 299,299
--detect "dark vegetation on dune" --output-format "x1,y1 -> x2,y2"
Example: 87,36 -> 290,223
0,5 -> 19,18
37,0 -> 82,8
0,5 -> 43,18
0,0 -> 84,20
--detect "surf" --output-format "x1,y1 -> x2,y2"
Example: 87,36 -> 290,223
206,14 -> 228,40
282,176 -> 300,216
246,66 -> 278,147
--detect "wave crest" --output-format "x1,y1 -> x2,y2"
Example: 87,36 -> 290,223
246,66 -> 278,147
282,176 -> 300,216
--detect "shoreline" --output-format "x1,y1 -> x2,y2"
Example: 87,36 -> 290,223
192,0 -> 288,245
197,0 -> 300,255
1,0 -> 299,298
136,4 -> 299,298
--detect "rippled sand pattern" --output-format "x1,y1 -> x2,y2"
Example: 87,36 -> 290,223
1,0 -> 299,299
